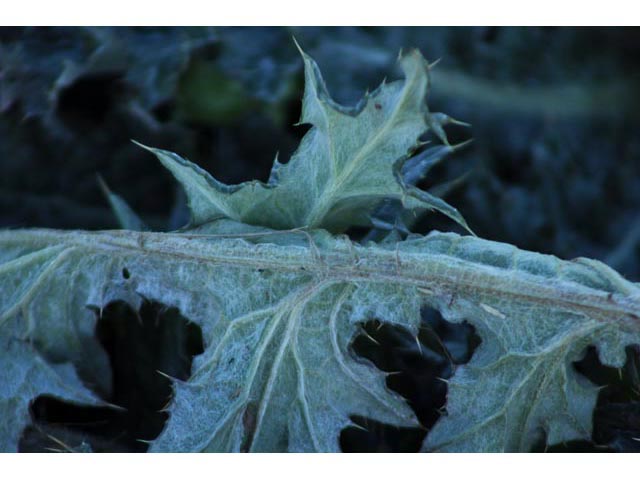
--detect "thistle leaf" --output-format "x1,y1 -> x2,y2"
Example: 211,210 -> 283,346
0,244 -> 111,451
0,341 -> 103,452
1,228 -> 639,451
419,237 -> 640,452
0,228 -> 422,452
138,48 -> 470,233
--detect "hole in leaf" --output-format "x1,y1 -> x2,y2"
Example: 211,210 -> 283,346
341,416 -> 425,453
121,268 -> 131,279
19,299 -> 203,452
574,345 -> 640,452
19,397 -> 126,453
340,306 -> 480,452
534,345 -> 640,452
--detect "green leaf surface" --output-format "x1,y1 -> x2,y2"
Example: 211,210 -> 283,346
420,239 -> 640,452
1,227 -> 639,451
98,176 -> 147,231
0,240 -> 124,452
138,48 -> 470,233
0,341 -> 103,452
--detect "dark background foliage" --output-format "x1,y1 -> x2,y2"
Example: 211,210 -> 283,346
2,26 -> 640,452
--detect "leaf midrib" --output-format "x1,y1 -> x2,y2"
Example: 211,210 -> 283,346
3,229 -> 638,330
303,66 -> 424,228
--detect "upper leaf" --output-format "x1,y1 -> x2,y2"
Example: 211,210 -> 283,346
138,47 -> 470,233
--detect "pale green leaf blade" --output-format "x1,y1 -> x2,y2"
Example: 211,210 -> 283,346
0,242 -> 110,451
132,141 -> 272,228
152,281 -> 419,452
417,233 -> 640,452
1,228 -> 639,452
1,242 -> 114,391
98,176 -> 147,231
136,47 -> 468,233
0,228 -> 423,452
0,341 -> 103,452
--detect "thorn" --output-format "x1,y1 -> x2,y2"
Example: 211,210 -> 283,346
431,113 -> 471,129
162,402 -> 173,412
349,422 -> 369,432
417,286 -> 434,296
450,138 -> 474,152
415,336 -> 423,356
46,434 -> 74,453
156,369 -> 182,383
291,35 -> 306,58
131,139 -> 153,152
361,329 -> 380,346
395,243 -> 402,274
448,117 -> 472,128
480,303 -> 506,319
103,400 -> 128,412
435,376 -> 449,384
428,57 -> 442,70
136,438 -> 154,445
386,371 -> 403,376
